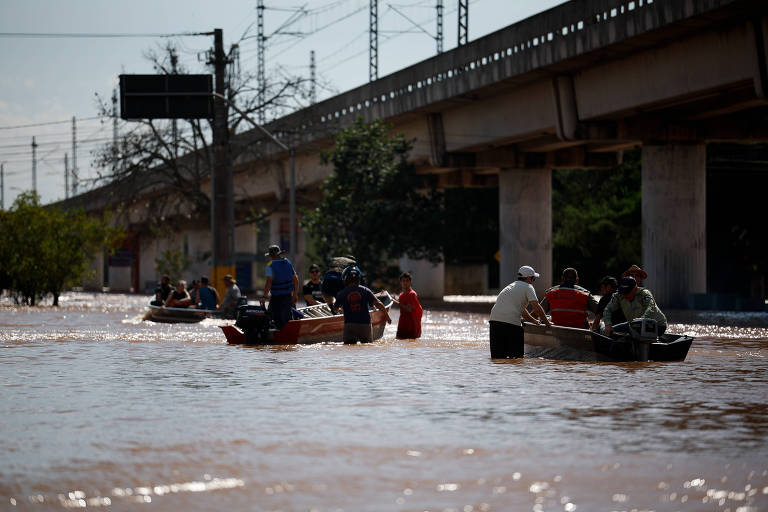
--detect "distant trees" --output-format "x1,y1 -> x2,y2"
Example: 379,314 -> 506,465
302,117 -> 444,282
0,193 -> 123,306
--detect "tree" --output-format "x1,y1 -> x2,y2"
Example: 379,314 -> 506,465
0,193 -> 123,305
302,117 -> 444,282
552,149 -> 642,292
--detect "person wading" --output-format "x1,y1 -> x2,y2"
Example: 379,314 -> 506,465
489,265 -> 551,358
260,244 -> 299,330
333,266 -> 391,344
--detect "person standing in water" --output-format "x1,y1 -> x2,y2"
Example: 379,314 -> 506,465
393,271 -> 422,339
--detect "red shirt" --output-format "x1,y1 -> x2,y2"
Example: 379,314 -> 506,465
396,289 -> 422,339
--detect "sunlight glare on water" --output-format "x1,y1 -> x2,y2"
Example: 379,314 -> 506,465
1,292 -> 767,511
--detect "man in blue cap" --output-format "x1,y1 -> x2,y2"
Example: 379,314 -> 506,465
260,244 -> 299,330
603,276 -> 667,337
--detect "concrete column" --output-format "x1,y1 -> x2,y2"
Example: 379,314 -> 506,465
642,144 -> 706,308
499,168 -> 552,297
399,256 -> 444,299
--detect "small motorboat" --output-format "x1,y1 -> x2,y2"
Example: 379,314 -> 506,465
523,318 -> 693,362
220,291 -> 393,345
145,304 -> 223,324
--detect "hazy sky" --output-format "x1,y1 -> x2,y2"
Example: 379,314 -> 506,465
0,0 -> 567,206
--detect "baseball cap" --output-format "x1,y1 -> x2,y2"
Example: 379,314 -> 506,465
518,265 -> 540,279
617,276 -> 637,295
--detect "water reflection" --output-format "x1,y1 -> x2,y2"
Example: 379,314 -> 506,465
1,292 -> 767,510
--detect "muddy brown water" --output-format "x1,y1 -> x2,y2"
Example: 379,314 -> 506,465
1,292 -> 767,511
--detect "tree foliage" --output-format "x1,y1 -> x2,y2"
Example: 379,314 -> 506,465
552,149 -> 642,292
302,117 -> 444,282
0,193 -> 124,305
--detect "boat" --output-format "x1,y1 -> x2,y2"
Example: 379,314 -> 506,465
220,291 -> 393,345
523,318 -> 693,362
145,304 -> 224,324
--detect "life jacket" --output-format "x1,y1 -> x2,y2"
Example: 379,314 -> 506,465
546,285 -> 590,328
268,258 -> 295,296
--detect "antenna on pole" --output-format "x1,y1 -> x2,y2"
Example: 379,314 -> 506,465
64,153 -> 69,200
310,50 -> 316,104
369,0 -> 378,82
71,116 -> 78,196
31,136 -> 37,194
257,0 -> 266,124
436,0 -> 443,54
458,0 -> 468,46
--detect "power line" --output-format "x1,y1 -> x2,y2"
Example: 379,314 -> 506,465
0,31 -> 213,39
0,116 -> 101,131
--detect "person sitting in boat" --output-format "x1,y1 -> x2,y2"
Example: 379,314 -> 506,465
219,274 -> 241,319
333,265 -> 391,344
321,255 -> 357,310
591,276 -> 625,332
603,276 -> 667,337
151,275 -> 172,306
164,280 -> 192,308
194,276 -> 220,310
489,265 -> 551,358
622,264 -> 648,287
303,264 -> 325,306
260,244 -> 300,330
393,271 -> 422,339
539,267 -> 598,329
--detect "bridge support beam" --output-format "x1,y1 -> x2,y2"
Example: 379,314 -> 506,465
499,168 -> 552,297
642,144 -> 706,308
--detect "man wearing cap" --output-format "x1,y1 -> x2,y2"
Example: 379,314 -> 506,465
603,276 -> 667,337
261,244 -> 300,329
302,264 -> 324,306
219,274 -> 241,318
591,276 -> 625,332
333,266 -> 391,343
489,265 -> 551,358
540,267 -> 598,329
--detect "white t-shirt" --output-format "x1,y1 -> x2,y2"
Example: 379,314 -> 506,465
489,280 -> 538,326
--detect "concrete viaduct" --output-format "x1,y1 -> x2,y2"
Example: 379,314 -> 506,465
76,0 -> 768,305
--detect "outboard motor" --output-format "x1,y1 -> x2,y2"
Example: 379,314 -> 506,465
628,318 -> 658,361
236,304 -> 271,345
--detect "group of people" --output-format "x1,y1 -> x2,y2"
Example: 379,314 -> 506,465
151,273 -> 243,318
490,263 -> 667,358
255,245 -> 422,343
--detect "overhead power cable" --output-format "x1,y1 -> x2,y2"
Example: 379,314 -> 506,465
0,116 -> 102,131
0,31 -> 214,39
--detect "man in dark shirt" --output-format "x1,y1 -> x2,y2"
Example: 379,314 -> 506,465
592,276 -> 626,332
333,266 -> 391,343
151,275 -> 172,306
302,264 -> 324,306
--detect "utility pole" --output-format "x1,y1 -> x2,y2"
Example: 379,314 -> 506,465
210,28 -> 234,294
170,49 -> 179,157
310,50 -> 316,105
257,0 -> 266,124
436,0 -> 444,54
71,116 -> 78,196
458,0 -> 468,46
1,163 -> 4,210
64,153 -> 69,200
369,0 -> 378,81
31,136 -> 37,194
112,89 -> 120,168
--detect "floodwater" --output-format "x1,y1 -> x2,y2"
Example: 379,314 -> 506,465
1,293 -> 767,512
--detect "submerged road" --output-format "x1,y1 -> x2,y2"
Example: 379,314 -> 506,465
1,292 -> 767,511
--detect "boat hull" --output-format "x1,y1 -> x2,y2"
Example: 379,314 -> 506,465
221,293 -> 392,345
145,305 -> 222,323
523,322 -> 693,362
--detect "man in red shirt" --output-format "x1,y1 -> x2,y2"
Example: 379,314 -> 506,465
540,267 -> 598,329
393,272 -> 423,339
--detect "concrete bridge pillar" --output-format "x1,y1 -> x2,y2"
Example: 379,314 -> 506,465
642,144 -> 706,308
499,168 -> 552,297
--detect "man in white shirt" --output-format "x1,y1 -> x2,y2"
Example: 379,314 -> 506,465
489,265 -> 551,358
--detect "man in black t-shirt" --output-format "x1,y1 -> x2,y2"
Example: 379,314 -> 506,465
591,276 -> 626,331
302,264 -> 325,306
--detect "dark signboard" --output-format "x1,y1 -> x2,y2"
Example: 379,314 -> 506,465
119,74 -> 213,120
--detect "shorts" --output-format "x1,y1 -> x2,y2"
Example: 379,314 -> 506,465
489,320 -> 524,358
343,323 -> 373,344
